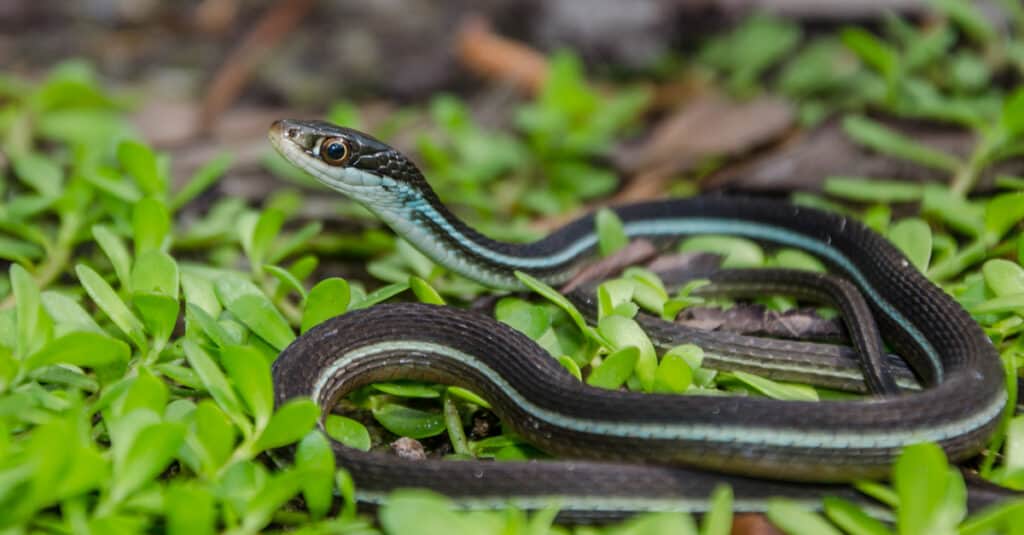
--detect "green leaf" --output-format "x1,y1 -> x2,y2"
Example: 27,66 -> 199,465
825,176 -> 925,203
666,344 -> 705,370
336,468 -> 357,520
373,381 -> 442,398
185,303 -> 235,348
767,499 -> 843,535
618,512 -> 699,535
653,351 -> 693,394
598,279 -> 637,319
16,417 -> 75,515
132,250 -> 179,298
984,192 -> 1024,244
131,250 -> 180,344
133,197 -> 171,254
379,489 -> 473,535
118,140 -> 165,197
679,236 -> 763,268
625,268 -> 669,315
863,204 -> 892,233
349,281 -> 409,310
395,239 -> 435,279
269,222 -> 322,265
495,298 -> 552,340
887,218 -> 932,272
1005,416 -> 1024,472
699,14 -> 801,93
586,347 -> 639,390
729,371 -> 819,401
983,259 -> 1024,297
597,315 -> 657,391
215,275 -> 295,351
76,264 -> 146,348
221,345 -> 274,426
166,483 -> 216,535
855,480 -> 899,508
92,225 -> 133,291
24,331 -> 129,371
253,398 -> 318,451
970,293 -> 1024,316
894,443 -> 953,535
241,209 -> 285,271
409,276 -> 446,305
11,151 -> 63,197
188,400 -> 236,475
701,485 -> 733,535
109,421 -> 186,504
0,236 -> 42,264
11,263 -> 46,359
771,249 -> 826,272
116,370 -> 169,420
516,271 -> 599,341
1001,87 -> 1024,138
301,277 -> 351,333
83,165 -> 142,203
264,264 -> 306,300
55,444 -> 107,503
239,467 -> 308,533
959,500 -> 1024,535
295,431 -> 335,520
324,414 -> 371,451
558,355 -> 582,381
840,27 -> 898,77
180,270 -> 221,317
40,291 -> 104,336
842,116 -> 961,172
931,0 -> 996,44
921,187 -> 984,238
447,386 -> 491,408
182,340 -> 249,433
596,208 -> 628,257
171,152 -> 232,211
132,293 -> 180,346
372,403 -> 446,439
823,496 -> 891,535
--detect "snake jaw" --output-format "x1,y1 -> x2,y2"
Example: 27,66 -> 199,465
268,119 -> 389,198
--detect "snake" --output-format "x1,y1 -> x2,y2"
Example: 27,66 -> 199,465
268,119 -> 1012,522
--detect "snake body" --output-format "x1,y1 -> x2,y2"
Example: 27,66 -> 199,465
269,119 -> 1008,521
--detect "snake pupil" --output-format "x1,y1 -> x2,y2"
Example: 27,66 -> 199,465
321,138 -> 348,165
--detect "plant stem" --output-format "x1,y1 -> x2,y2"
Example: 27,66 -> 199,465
443,391 -> 470,456
0,245 -> 70,310
927,239 -> 989,281
951,134 -> 999,197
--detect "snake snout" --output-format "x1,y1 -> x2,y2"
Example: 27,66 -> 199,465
269,119 -> 318,152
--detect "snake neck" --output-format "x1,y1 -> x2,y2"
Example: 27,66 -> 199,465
370,181 -> 590,290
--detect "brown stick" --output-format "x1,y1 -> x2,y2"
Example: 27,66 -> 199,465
198,0 -> 316,133
455,15 -> 549,95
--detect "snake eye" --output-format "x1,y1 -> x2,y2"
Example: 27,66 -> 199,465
320,137 -> 350,166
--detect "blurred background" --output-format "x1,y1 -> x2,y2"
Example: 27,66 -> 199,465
2,0 -> 1023,244
4,5 -> 1024,532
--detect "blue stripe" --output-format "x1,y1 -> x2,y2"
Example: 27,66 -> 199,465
411,199 -> 943,378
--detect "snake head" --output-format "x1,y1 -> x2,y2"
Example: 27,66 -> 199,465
268,119 -> 427,206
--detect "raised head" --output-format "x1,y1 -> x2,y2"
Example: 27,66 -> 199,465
268,119 -> 429,206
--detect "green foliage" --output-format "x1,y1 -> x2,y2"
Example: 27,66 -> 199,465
700,14 -> 802,95
0,64 -> 374,533
414,50 -> 648,225
4,4 -> 1024,532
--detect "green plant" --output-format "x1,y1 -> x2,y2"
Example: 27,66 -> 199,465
4,3 -> 1024,531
